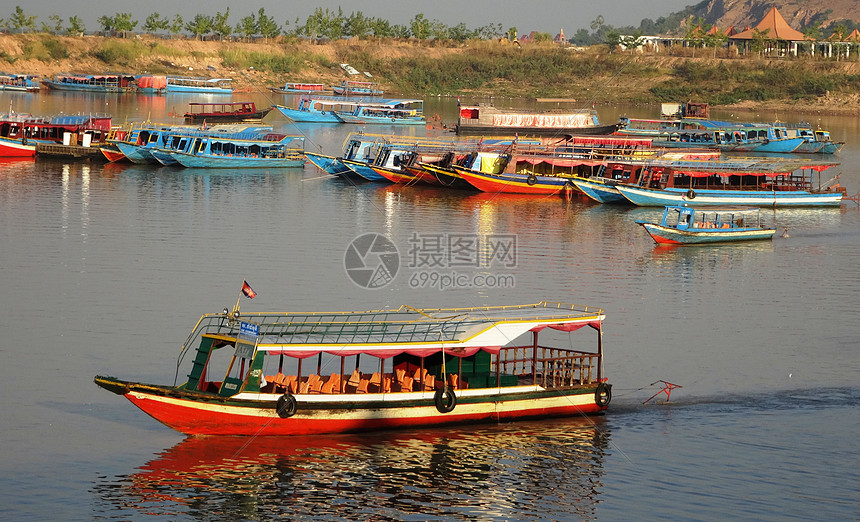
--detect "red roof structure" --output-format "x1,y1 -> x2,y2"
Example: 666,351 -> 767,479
731,7 -> 806,40
847,28 -> 860,41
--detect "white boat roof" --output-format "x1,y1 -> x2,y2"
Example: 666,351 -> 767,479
190,301 -> 604,357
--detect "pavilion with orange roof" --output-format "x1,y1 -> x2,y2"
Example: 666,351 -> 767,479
728,6 -> 807,56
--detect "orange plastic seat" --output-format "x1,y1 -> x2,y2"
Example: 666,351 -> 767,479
447,374 -> 459,390
424,373 -> 436,391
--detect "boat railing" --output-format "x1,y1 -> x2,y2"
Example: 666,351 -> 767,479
496,345 -> 601,388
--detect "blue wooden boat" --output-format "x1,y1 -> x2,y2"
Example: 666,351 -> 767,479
572,177 -> 628,203
636,205 -> 776,244
304,133 -> 389,179
275,96 -> 423,124
0,73 -> 41,92
156,135 -> 305,168
112,124 -> 276,164
43,73 -> 136,93
334,99 -> 425,125
612,156 -> 844,207
166,77 -> 233,94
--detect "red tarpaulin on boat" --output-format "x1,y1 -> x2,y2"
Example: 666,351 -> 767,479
569,136 -> 652,147
137,75 -> 167,89
676,170 -> 782,177
519,157 -> 600,168
492,113 -> 592,128
530,320 -> 603,332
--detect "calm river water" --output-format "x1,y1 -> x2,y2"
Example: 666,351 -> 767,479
1,90 -> 859,520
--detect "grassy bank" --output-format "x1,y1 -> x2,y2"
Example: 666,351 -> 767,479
3,33 -> 860,112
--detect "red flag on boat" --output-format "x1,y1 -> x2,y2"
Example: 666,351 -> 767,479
241,280 -> 257,299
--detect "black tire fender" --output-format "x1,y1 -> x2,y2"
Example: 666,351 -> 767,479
526,173 -> 537,186
434,386 -> 456,413
686,189 -> 696,199
595,382 -> 612,408
276,392 -> 298,418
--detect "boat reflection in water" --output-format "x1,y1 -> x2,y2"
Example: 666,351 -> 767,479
94,418 -> 609,519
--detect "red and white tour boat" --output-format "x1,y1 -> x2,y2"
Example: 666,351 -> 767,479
95,301 -> 612,436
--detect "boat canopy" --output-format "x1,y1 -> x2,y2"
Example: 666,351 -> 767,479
184,302 -> 604,359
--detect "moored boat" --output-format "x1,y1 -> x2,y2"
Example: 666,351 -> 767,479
637,205 -> 776,244
155,134 -> 305,168
94,300 -> 611,436
334,99 -> 425,125
0,73 -> 41,92
166,76 -> 233,94
613,156 -> 844,207
0,113 -> 112,157
43,73 -> 136,93
269,82 -> 330,94
456,103 -> 619,137
331,80 -> 383,96
183,102 -> 273,123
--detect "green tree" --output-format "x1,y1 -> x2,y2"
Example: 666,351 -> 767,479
47,14 -> 63,34
619,31 -> 645,51
169,14 -> 183,37
604,29 -> 621,53
66,16 -> 85,35
590,15 -> 604,33
344,11 -> 371,38
370,18 -> 392,38
212,8 -> 232,40
144,13 -> 169,34
300,8 -> 325,40
97,15 -> 114,34
112,13 -> 138,38
392,24 -> 409,39
750,28 -> 771,56
507,27 -> 518,42
473,23 -> 502,40
236,13 -> 256,39
449,23 -> 472,42
256,8 -> 280,41
410,14 -> 430,39
429,19 -> 448,40
702,29 -> 728,58
185,14 -> 213,40
9,6 -> 37,33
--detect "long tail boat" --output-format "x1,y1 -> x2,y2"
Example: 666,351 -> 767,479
637,205 -> 776,244
94,301 -> 611,436
612,156 -> 844,207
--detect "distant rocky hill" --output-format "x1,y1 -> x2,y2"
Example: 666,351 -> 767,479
691,0 -> 860,31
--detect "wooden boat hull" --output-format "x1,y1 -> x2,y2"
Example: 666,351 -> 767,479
274,105 -> 342,123
457,122 -> 619,137
100,145 -> 128,163
43,81 -> 128,93
455,168 -> 576,195
616,185 -> 843,207
167,151 -> 305,168
342,159 -> 388,181
305,152 -> 354,176
184,109 -> 271,123
639,222 -> 776,244
571,178 -> 629,204
95,376 -> 607,436
335,113 -> 426,125
0,136 -> 36,157
372,166 -> 418,183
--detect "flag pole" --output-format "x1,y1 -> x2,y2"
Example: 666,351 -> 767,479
232,292 -> 242,316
